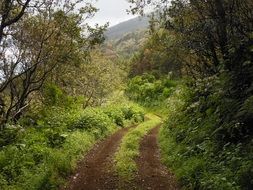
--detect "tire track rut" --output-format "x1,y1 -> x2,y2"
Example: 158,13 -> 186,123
63,126 -> 133,190
135,126 -> 179,190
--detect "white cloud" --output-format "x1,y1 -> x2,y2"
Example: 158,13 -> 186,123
86,0 -> 137,27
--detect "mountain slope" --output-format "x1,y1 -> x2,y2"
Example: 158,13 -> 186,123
105,16 -> 149,40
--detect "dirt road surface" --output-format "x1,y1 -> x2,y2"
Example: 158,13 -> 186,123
135,126 -> 179,190
63,124 -> 179,190
63,126 -> 132,190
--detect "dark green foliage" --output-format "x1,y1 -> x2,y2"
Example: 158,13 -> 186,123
127,0 -> 253,189
0,125 -> 21,147
45,129 -> 67,148
42,83 -> 75,108
159,82 -> 253,190
43,84 -> 64,106
129,29 -> 182,77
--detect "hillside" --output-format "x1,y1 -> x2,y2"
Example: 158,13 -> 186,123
105,16 -> 149,40
103,29 -> 148,58
103,16 -> 150,58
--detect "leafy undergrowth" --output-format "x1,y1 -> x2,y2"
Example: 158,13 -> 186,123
159,83 -> 253,190
114,113 -> 161,181
125,73 -> 178,107
0,103 -> 144,190
125,73 -> 179,118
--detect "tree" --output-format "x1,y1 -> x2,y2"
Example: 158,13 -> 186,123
0,0 -> 31,43
129,28 -> 182,77
128,0 -> 253,140
0,1 -> 106,125
49,49 -> 124,108
128,0 -> 253,76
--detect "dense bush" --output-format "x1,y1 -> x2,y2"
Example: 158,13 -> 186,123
103,104 -> 144,124
42,83 -> 76,108
0,102 -> 144,190
125,73 -> 177,106
159,79 -> 253,190
120,105 -> 145,122
102,106 -> 125,126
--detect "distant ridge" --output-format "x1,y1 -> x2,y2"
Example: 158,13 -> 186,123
105,16 -> 149,40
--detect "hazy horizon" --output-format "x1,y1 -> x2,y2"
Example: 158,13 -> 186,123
86,0 -> 137,27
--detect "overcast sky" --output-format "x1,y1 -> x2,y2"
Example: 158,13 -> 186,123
87,0 -> 137,27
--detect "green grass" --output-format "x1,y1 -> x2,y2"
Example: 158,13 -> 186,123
114,113 -> 161,181
0,103 -> 145,190
0,110 -> 115,190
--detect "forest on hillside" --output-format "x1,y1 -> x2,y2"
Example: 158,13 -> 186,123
0,0 -> 253,190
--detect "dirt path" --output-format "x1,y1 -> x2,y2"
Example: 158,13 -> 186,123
63,126 -> 133,190
135,126 -> 179,190
63,123 -> 179,190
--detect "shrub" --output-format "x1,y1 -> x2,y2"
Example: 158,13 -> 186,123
102,106 -> 125,127
102,104 -> 145,126
42,83 -> 64,106
0,103 -> 136,189
122,105 -> 145,123
70,109 -> 115,139
0,124 -> 21,147
125,74 -> 178,106
159,80 -> 253,190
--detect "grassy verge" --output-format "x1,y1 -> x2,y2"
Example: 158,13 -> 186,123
0,103 -> 144,190
114,113 -> 161,181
